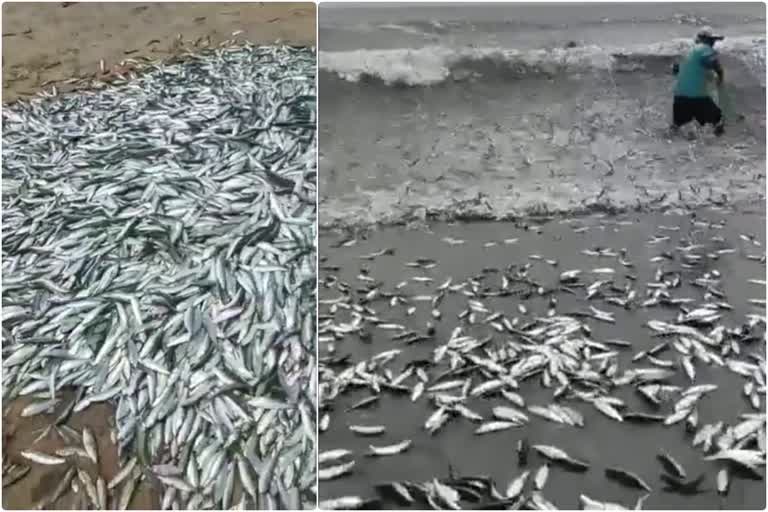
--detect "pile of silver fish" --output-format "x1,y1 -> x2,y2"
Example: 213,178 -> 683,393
318,211 -> 766,509
2,44 -> 317,509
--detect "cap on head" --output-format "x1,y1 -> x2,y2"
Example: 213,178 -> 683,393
696,26 -> 725,43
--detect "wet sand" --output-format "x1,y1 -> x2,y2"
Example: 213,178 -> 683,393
2,2 -> 316,103
2,392 -> 159,509
318,206 -> 766,510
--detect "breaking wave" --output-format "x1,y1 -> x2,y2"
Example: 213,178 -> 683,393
320,36 -> 766,86
319,36 -> 766,230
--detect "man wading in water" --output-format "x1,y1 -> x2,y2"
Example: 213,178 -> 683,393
671,27 -> 726,137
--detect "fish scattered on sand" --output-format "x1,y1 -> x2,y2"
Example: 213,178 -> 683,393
318,209 -> 766,509
2,44 -> 318,509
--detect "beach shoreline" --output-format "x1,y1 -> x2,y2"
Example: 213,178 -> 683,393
2,2 -> 316,103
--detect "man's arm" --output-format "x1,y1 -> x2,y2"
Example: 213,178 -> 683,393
703,53 -> 724,84
712,59 -> 724,85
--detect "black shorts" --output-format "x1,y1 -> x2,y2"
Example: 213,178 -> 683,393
673,96 -> 722,127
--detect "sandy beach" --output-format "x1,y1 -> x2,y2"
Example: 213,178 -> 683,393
2,2 -> 316,103
319,206 -> 766,510
2,4 -> 317,509
317,3 -> 766,509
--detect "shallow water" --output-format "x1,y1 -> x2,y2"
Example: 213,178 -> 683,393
318,206 -> 766,510
317,3 -> 766,229
320,3 -> 765,52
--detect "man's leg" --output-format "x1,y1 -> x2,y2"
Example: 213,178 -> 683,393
713,115 -> 725,136
671,96 -> 690,135
705,97 -> 725,136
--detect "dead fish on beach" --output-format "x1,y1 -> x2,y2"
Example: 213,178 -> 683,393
319,461 -> 356,481
367,440 -> 413,457
373,481 -> 416,506
656,451 -> 686,480
492,406 -> 529,424
505,470 -> 529,499
19,451 -> 66,466
346,396 -> 380,412
424,408 -> 451,435
318,209 -> 765,511
532,444 -> 590,471
592,398 -> 624,422
319,496 -> 379,510
717,468 -> 730,495
528,404 -> 582,426
474,421 -> 519,435
528,491 -> 558,510
579,494 -> 628,510
82,427 -> 98,465
533,464 -> 549,491
704,449 -> 765,469
605,467 -> 652,492
3,44 -> 318,510
2,465 -> 30,488
319,449 -> 354,464
349,425 -> 387,436
454,404 -> 483,423
361,248 -> 395,260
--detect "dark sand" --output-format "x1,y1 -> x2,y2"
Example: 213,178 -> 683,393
318,206 -> 766,510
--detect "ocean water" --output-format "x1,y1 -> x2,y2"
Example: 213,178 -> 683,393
318,3 -> 766,229
317,6 -> 767,510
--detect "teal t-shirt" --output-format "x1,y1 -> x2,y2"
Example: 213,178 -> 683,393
674,44 -> 718,98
